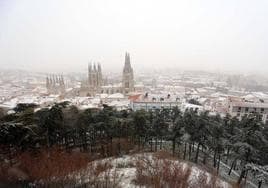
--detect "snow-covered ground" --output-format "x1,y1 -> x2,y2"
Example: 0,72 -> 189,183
72,153 -> 231,188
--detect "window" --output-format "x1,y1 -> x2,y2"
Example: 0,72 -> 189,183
245,107 -> 249,112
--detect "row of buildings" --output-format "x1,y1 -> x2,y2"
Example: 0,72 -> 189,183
129,93 -> 268,124
228,96 -> 268,123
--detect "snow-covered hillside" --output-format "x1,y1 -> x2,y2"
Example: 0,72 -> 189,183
72,153 -> 231,188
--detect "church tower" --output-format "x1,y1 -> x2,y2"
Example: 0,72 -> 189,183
46,75 -> 65,95
87,61 -> 103,96
122,52 -> 134,94
97,63 -> 102,88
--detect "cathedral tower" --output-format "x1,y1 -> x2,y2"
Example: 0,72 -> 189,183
87,62 -> 103,96
122,52 -> 134,94
46,75 -> 65,95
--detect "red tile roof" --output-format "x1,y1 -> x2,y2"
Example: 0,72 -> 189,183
128,94 -> 142,102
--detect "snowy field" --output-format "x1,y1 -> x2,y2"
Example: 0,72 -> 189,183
71,153 -> 231,188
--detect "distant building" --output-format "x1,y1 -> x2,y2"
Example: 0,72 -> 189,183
152,78 -> 157,88
46,75 -> 65,95
181,103 -> 204,113
122,52 -> 134,94
130,101 -> 181,111
129,94 -> 181,111
80,62 -> 103,96
80,52 -> 140,96
228,97 -> 268,124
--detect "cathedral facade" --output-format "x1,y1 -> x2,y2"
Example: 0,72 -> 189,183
46,75 -> 65,95
80,52 -> 135,96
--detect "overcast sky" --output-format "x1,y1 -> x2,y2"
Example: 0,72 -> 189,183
0,0 -> 268,74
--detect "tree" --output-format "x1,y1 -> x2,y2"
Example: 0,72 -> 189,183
76,109 -> 93,151
43,103 -> 65,147
0,108 -> 5,119
209,114 -> 225,173
245,163 -> 268,188
193,111 -> 210,163
153,109 -> 169,150
183,109 -> 198,161
188,99 -> 201,106
223,114 -> 238,164
133,110 -> 148,150
230,114 -> 268,184
170,112 -> 184,156
13,103 -> 38,113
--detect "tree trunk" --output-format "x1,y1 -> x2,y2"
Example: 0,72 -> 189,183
138,136 -> 141,151
150,138 -> 153,152
237,169 -> 246,185
203,151 -> 208,165
192,142 -> 195,152
172,138 -> 176,156
195,143 -> 201,163
228,159 -> 236,175
226,147 -> 230,164
177,142 -> 180,158
155,138 -> 157,152
213,150 -> 217,168
217,154 -> 221,174
117,142 -> 121,156
142,137 -> 145,149
183,142 -> 187,160
101,145 -> 105,157
189,143 -> 192,160
258,181 -> 262,188
160,136 -> 163,150
234,160 -> 237,170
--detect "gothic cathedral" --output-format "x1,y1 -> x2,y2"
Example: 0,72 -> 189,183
78,52 -> 136,96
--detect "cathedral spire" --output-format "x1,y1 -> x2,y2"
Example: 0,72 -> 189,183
98,63 -> 101,71
60,75 -> 64,85
46,76 -> 50,88
93,63 -> 97,71
88,62 -> 92,72
52,75 -> 56,86
122,52 -> 134,94
125,52 -> 131,67
124,52 -> 132,73
49,75 -> 53,85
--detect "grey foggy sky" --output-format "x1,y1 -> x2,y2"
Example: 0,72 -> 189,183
0,0 -> 268,74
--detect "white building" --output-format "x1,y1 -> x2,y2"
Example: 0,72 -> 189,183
228,101 -> 268,124
181,103 -> 204,113
130,101 -> 181,111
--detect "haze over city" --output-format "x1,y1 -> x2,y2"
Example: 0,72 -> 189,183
1,0 -> 268,73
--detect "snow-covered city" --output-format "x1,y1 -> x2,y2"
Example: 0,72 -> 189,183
1,0 -> 268,187
2,60 -> 268,125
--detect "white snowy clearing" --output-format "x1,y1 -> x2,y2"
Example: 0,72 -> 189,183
72,153 -> 231,188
